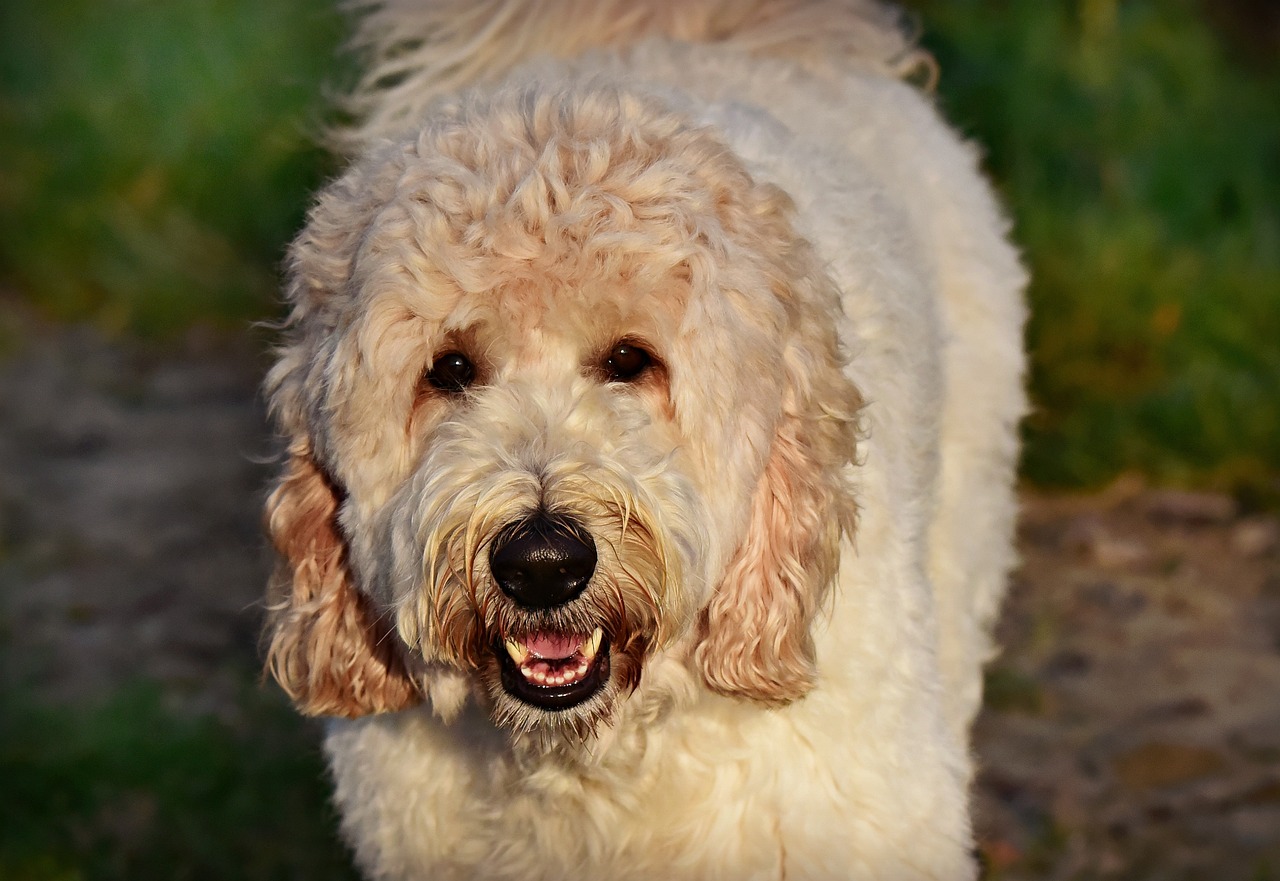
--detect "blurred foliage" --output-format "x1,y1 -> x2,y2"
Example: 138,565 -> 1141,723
912,0 -> 1280,493
0,0 -> 343,335
0,0 -> 1276,484
0,682 -> 359,881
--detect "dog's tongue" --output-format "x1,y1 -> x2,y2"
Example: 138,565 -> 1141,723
523,633 -> 584,660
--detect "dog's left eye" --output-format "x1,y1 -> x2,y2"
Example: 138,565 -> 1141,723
604,343 -> 652,383
426,351 -> 476,393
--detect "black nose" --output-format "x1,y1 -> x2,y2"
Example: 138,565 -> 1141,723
489,515 -> 597,609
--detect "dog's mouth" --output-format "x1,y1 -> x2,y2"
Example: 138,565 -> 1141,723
495,627 -> 610,710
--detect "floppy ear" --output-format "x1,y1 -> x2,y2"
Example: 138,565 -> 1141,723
694,405 -> 856,704
263,449 -> 421,717
693,233 -> 861,705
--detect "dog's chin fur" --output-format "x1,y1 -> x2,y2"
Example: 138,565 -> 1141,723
261,1 -> 1027,878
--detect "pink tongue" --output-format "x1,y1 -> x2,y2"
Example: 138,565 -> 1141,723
523,633 -> 585,660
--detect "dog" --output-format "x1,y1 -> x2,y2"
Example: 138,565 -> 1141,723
261,1 -> 1026,878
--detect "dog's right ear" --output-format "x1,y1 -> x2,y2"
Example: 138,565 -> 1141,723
259,140 -> 424,717
263,449 -> 421,718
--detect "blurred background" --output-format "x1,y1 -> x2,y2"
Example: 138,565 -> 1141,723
0,0 -> 1276,878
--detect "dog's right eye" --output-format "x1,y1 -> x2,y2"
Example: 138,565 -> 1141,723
426,352 -> 476,394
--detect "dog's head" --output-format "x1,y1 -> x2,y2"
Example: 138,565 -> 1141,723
263,83 -> 861,736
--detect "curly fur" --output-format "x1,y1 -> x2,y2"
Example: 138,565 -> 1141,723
262,0 -> 1026,877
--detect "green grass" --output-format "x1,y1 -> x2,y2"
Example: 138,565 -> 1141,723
0,681 -> 359,881
913,0 -> 1280,494
0,0 -> 344,335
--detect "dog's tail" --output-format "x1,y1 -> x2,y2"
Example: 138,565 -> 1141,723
335,0 -> 931,150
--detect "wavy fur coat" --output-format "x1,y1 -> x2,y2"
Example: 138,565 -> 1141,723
262,1 -> 1027,878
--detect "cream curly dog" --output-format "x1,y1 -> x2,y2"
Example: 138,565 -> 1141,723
262,1 -> 1026,878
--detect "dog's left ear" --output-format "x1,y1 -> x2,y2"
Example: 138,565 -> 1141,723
695,409 -> 857,705
695,244 -> 861,706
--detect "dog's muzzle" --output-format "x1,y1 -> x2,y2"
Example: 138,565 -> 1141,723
488,514 -> 610,710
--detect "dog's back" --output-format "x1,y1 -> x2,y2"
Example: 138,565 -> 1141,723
336,0 -> 932,149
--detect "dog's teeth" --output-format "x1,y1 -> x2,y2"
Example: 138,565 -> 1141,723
505,638 -> 529,665
514,634 -> 600,688
581,628 -> 603,660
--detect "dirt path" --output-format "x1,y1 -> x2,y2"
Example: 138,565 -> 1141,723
0,317 -> 275,719
976,486 -> 1280,879
2,321 -> 1277,879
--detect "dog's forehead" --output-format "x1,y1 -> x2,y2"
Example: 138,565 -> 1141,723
440,269 -> 690,353
344,87 -> 750,338
338,86 -> 799,384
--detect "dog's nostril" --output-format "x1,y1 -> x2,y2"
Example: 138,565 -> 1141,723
489,515 -> 597,608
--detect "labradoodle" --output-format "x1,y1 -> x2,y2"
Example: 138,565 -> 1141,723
262,1 -> 1026,877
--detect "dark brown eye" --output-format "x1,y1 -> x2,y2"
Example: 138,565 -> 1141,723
427,351 -> 475,393
604,342 -> 652,383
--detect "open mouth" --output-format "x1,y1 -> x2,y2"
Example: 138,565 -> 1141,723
495,627 -> 610,710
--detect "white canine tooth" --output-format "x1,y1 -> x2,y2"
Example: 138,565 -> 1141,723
582,628 -> 603,660
505,638 -> 529,664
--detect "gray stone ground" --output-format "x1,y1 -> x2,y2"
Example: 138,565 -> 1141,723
2,314 -> 1277,879
0,316 -> 275,720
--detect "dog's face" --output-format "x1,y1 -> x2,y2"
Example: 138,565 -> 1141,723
263,84 -> 860,736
